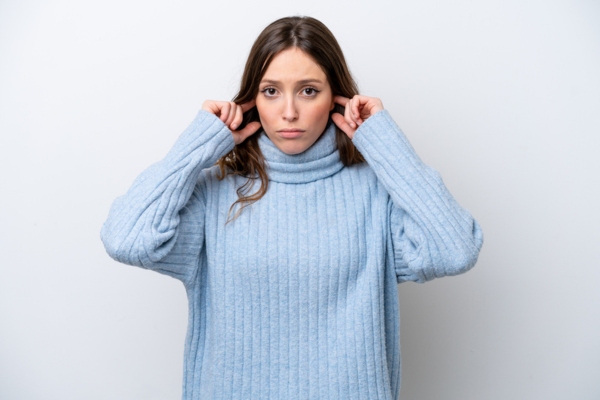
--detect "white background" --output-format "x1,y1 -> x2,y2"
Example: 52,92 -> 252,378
1,0 -> 599,399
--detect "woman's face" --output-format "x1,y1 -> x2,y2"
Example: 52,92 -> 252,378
255,47 -> 334,155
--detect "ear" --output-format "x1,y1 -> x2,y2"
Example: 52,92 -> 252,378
329,97 -> 335,111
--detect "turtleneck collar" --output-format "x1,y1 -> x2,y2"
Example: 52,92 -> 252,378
258,120 -> 345,184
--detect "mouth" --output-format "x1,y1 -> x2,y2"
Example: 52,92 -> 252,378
277,128 -> 305,139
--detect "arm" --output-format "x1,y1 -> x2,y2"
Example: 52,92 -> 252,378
333,96 -> 483,283
354,110 -> 483,283
100,110 -> 235,284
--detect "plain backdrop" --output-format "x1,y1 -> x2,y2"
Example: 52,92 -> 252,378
1,0 -> 599,399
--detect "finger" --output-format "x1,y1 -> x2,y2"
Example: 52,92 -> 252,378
224,102 -> 237,127
331,112 -> 356,139
344,98 -> 358,129
334,95 -> 350,107
367,98 -> 384,116
240,99 -> 256,113
230,104 -> 244,131
202,100 -> 223,116
351,95 -> 364,123
233,121 -> 261,144
218,102 -> 231,123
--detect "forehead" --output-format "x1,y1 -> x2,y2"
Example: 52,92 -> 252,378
261,47 -> 326,82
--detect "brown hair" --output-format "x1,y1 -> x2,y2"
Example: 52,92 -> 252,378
217,16 -> 364,220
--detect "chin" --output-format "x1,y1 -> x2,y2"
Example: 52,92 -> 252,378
275,141 -> 310,155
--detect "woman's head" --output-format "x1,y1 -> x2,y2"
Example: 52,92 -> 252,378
218,16 -> 364,219
255,46 -> 334,155
235,16 -> 358,114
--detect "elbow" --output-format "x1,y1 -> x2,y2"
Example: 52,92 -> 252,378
399,221 -> 483,283
100,222 -> 177,268
100,224 -> 127,264
446,221 -> 484,276
447,247 -> 480,276
100,223 -> 142,267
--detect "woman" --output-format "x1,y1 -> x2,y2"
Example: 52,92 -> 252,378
101,16 -> 483,400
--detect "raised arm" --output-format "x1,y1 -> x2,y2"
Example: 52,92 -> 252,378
333,96 -> 483,283
100,101 -> 260,284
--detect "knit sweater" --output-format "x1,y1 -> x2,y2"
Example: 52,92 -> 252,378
101,109 -> 483,400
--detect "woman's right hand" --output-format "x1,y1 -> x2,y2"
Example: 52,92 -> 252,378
202,99 -> 262,145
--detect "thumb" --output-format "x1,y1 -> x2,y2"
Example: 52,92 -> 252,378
233,121 -> 262,144
331,113 -> 356,139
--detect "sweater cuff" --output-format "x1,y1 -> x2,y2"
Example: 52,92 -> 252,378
163,110 -> 235,167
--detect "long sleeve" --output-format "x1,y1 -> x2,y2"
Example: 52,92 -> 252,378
100,110 -> 235,284
352,110 -> 483,283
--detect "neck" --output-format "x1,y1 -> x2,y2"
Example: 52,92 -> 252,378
258,121 -> 344,184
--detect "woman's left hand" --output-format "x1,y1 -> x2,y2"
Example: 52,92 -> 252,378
332,95 -> 384,139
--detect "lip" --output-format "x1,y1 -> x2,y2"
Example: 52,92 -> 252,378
277,128 -> 305,139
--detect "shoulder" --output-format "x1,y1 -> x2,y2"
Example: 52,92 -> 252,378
343,158 -> 376,179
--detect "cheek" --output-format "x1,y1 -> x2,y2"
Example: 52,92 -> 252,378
255,100 -> 274,126
306,99 -> 333,123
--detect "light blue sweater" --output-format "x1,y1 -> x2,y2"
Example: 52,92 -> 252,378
101,109 -> 483,399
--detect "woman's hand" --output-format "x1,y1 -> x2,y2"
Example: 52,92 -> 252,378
202,99 -> 262,145
331,95 -> 384,139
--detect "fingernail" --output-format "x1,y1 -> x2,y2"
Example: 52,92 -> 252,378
231,123 -> 237,130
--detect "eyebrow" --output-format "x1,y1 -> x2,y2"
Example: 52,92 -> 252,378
259,79 -> 324,85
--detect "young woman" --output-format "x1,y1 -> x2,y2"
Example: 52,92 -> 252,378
101,16 -> 483,400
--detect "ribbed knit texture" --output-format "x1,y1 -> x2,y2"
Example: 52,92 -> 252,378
101,110 -> 483,399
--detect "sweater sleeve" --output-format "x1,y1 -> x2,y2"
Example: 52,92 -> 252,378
100,110 -> 235,284
352,110 -> 483,283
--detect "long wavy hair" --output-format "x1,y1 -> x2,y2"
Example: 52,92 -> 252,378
217,16 -> 364,220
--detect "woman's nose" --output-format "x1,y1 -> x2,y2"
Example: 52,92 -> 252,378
282,96 -> 298,121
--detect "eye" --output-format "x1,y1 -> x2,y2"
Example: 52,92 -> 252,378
261,87 -> 278,97
301,87 -> 320,97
